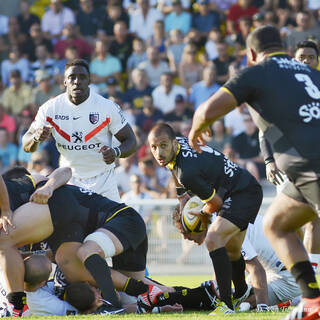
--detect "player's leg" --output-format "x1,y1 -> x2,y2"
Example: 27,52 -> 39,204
262,192 -> 320,310
0,202 -> 53,314
303,217 -> 320,272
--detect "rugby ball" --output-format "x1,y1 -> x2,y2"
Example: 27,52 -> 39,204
181,196 -> 206,233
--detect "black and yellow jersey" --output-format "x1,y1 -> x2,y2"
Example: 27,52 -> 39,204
168,137 -> 254,201
224,53 -> 320,180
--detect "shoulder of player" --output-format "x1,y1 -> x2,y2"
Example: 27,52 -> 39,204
38,92 -> 67,112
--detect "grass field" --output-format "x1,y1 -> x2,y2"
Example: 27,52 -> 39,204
23,275 -> 290,320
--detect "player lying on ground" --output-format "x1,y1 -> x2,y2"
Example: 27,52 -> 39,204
148,123 -> 263,314
0,167 -> 166,316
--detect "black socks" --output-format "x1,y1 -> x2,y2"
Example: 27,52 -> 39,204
123,277 -> 149,297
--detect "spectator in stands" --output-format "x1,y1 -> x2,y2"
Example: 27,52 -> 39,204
109,21 -> 134,71
1,46 -> 29,86
231,113 -> 264,182
135,94 -> 164,133
124,68 -> 153,111
213,0 -> 237,13
7,17 -> 27,49
147,20 -> 167,59
206,118 -> 232,152
0,14 -> 8,36
17,0 -> 40,36
0,126 -> 17,173
54,24 -> 92,60
41,0 -> 75,41
2,70 -> 32,116
17,109 -> 33,167
0,35 -> 10,64
191,0 -> 220,41
126,38 -> 147,73
129,0 -> 163,41
178,43 -> 203,90
164,0 -> 191,35
227,0 -> 258,34
76,0 -> 102,40
103,77 -> 124,100
30,44 -> 57,83
54,44 -> 79,75
212,41 -> 234,85
152,72 -> 186,114
23,23 -> 53,62
138,45 -> 170,87
158,0 -> 190,14
252,12 -> 265,29
189,65 -> 220,110
98,1 -> 129,40
115,156 -> 140,196
31,70 -> 61,112
90,39 -> 122,94
229,15 -> 252,49
205,28 -> 222,61
166,29 -> 185,73
164,94 -> 193,130
286,11 -> 320,55
0,102 -> 16,143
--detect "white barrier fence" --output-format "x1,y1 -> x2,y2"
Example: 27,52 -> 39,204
125,196 -> 274,274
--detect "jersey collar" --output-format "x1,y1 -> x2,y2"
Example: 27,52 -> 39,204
267,51 -> 287,57
167,143 -> 181,171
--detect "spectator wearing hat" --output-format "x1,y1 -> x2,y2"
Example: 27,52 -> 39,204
0,126 -> 17,173
41,0 -> 75,41
189,65 -> 220,110
252,12 -> 265,28
1,70 -> 33,116
164,0 -> 191,35
152,72 -> 186,114
164,94 -> 193,130
103,77 -> 125,101
0,102 -> 16,143
123,68 -> 153,111
129,0 -> 163,41
192,0 -> 220,39
31,70 -> 61,112
90,39 -> 122,94
135,95 -> 164,134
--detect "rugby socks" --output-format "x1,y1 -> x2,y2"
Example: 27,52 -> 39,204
7,292 -> 26,310
83,254 -> 120,307
209,247 -> 233,309
308,254 -> 320,273
123,277 -> 149,297
231,256 -> 247,299
290,261 -> 320,299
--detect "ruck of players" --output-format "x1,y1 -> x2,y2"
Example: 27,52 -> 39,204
0,13 -> 320,320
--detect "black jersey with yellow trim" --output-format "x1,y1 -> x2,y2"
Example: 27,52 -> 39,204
223,53 -> 320,170
168,137 -> 253,201
3,175 -> 36,212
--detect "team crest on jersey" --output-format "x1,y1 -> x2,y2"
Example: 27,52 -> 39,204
89,112 -> 99,124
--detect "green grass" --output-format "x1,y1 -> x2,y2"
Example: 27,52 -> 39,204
23,275 -> 290,320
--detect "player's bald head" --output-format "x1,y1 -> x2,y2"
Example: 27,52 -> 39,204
246,25 -> 283,53
148,123 -> 176,141
24,255 -> 52,287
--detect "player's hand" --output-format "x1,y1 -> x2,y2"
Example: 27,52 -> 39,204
266,161 -> 285,186
0,209 -> 15,234
159,303 -> 183,313
178,193 -> 191,215
30,185 -> 54,204
99,146 -> 116,165
188,128 -> 211,153
189,209 -> 212,229
34,125 -> 53,142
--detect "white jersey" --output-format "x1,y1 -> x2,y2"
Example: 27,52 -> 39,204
0,271 -> 12,316
26,281 -> 77,316
32,91 -> 127,179
241,214 -> 285,273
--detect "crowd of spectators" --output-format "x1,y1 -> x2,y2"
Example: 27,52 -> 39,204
0,0 -> 320,198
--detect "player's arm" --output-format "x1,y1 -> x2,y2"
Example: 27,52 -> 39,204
189,88 -> 237,152
22,124 -> 52,153
245,257 -> 269,307
0,175 -> 14,233
30,167 -> 72,204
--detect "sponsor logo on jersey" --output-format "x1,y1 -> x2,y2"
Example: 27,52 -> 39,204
57,142 -> 101,150
72,131 -> 83,143
272,57 -> 310,72
224,157 -> 238,177
89,112 -> 99,124
55,115 -> 69,120
73,116 -> 81,120
299,102 -> 320,123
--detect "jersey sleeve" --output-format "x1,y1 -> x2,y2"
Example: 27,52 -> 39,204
241,233 -> 258,261
32,103 -> 49,129
107,101 -> 128,135
223,65 -> 263,105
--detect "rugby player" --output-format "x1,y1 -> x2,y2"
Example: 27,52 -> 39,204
188,25 -> 320,319
22,59 -> 136,201
148,123 -> 263,313
0,167 -> 163,316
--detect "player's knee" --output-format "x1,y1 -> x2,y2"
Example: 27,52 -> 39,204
262,213 -> 279,237
205,232 -> 226,251
80,232 -> 116,260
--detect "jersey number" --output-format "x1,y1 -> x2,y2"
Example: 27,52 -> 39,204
295,74 -> 320,99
